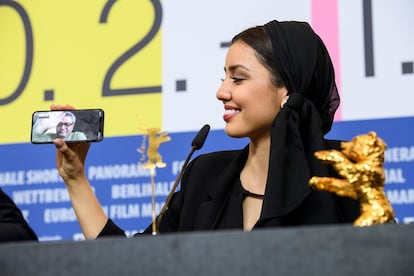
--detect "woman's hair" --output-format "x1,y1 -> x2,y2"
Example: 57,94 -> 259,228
231,26 -> 285,87
231,26 -> 285,89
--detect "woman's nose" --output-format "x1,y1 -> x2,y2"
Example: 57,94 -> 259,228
216,81 -> 231,101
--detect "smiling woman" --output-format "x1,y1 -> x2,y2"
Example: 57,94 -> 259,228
49,19 -> 360,240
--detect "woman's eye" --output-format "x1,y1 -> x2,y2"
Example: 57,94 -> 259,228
230,76 -> 244,83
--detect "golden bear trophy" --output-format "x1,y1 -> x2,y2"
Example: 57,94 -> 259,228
309,131 -> 395,226
138,128 -> 171,235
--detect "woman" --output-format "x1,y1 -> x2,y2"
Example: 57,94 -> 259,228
53,20 -> 359,239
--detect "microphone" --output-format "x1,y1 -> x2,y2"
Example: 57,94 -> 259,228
155,124 -> 210,233
191,124 -> 210,150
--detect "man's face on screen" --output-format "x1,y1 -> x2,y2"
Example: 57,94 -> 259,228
56,115 -> 75,138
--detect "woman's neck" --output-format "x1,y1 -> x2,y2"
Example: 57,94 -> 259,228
240,136 -> 271,194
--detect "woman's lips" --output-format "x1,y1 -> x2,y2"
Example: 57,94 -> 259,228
223,108 -> 240,122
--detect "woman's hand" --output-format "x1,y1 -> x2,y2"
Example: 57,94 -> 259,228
54,138 -> 90,184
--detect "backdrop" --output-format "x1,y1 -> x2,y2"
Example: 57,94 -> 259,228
0,0 -> 413,241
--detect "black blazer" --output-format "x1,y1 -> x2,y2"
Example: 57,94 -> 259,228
0,187 -> 38,242
100,140 -> 360,237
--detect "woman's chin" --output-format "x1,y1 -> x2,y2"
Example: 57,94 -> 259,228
224,126 -> 245,139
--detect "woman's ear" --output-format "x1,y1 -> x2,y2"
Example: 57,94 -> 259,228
278,87 -> 289,108
280,95 -> 289,108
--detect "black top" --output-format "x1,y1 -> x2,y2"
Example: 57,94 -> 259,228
215,179 -> 245,230
0,187 -> 38,242
215,178 -> 265,230
98,141 -> 360,238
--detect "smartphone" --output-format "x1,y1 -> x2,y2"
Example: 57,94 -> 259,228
31,109 -> 104,144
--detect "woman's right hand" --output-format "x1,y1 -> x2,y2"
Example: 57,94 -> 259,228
54,138 -> 90,185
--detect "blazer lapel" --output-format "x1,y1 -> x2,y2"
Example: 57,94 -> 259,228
194,147 -> 248,230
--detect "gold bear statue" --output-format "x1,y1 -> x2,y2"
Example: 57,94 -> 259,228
309,131 -> 395,226
141,128 -> 171,169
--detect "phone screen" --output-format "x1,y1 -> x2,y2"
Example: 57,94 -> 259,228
31,109 -> 104,144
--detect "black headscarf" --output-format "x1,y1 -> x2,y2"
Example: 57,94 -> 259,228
261,20 -> 340,219
265,20 -> 339,132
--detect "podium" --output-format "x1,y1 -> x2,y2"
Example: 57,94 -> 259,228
1,224 -> 413,275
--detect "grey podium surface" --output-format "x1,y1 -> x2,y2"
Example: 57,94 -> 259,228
0,224 -> 412,276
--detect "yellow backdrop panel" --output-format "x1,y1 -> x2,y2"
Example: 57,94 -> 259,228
0,0 -> 162,144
